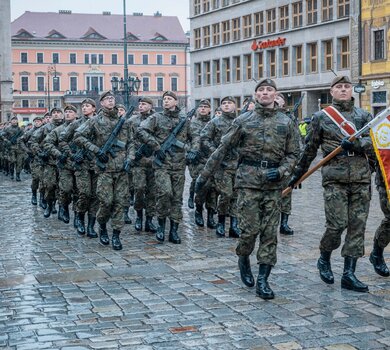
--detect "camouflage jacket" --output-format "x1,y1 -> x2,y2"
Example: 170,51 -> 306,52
20,126 -> 39,154
128,111 -> 153,167
137,107 -> 190,171
295,99 -> 373,186
201,104 -> 300,190
1,125 -> 24,151
30,121 -> 62,156
73,107 -> 131,173
188,112 -> 211,162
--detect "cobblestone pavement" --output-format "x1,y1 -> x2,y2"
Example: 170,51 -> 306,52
0,162 -> 389,350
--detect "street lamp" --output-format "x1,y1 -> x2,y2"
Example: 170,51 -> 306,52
47,65 -> 58,111
110,75 -> 141,107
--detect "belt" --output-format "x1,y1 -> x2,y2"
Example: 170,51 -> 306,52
333,150 -> 365,158
240,158 -> 279,169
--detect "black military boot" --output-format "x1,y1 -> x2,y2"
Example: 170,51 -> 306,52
256,264 -> 275,299
169,219 -> 181,244
229,217 -> 240,238
194,204 -> 204,227
207,209 -> 217,229
370,240 -> 390,277
216,215 -> 226,237
135,210 -> 143,232
86,215 -> 98,238
145,216 -> 157,233
9,164 -> 14,180
188,191 -> 195,209
317,251 -> 334,284
62,205 -> 70,224
99,223 -> 110,245
76,212 -> 86,235
39,192 -> 47,209
31,190 -> 38,205
124,207 -> 132,224
43,200 -> 53,218
129,190 -> 135,207
57,205 -> 65,222
238,256 -> 255,287
112,229 -> 122,250
280,212 -> 294,235
156,217 -> 166,243
341,257 -> 369,292
51,200 -> 57,214
15,173 -> 21,182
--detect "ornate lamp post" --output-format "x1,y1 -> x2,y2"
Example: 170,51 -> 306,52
47,65 -> 58,111
110,76 -> 141,107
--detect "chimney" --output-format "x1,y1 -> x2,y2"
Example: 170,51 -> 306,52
59,10 -> 72,14
103,11 -> 111,15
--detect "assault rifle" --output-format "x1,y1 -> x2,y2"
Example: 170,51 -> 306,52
9,129 -> 23,145
289,93 -> 305,125
96,106 -> 135,170
153,104 -> 199,167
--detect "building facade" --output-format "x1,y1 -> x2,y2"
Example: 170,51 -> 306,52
11,10 -> 189,123
360,0 -> 390,116
190,0 -> 359,118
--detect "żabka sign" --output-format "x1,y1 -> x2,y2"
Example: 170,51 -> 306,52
251,37 -> 287,51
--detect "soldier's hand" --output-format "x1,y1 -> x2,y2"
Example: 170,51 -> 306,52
155,149 -> 166,162
186,150 -> 200,165
266,168 -> 280,182
123,159 -> 132,173
194,175 -> 206,193
57,153 -> 67,164
96,150 -> 109,163
340,137 -> 354,151
134,149 -> 143,161
72,153 -> 84,164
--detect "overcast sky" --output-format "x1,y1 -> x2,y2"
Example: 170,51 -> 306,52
10,0 -> 190,32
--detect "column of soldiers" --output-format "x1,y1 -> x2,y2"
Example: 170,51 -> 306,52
1,77 -> 389,300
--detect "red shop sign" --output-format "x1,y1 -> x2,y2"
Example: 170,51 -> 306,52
251,37 -> 287,51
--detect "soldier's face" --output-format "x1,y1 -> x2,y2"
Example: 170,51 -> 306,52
163,96 -> 177,110
44,116 -> 51,124
82,103 -> 95,117
138,102 -> 152,114
330,83 -> 352,101
214,110 -> 222,117
118,107 -> 126,116
275,95 -> 285,108
34,120 -> 43,127
52,111 -> 63,121
101,96 -> 116,109
65,110 -> 77,121
255,86 -> 276,107
11,119 -> 18,126
244,102 -> 255,111
198,104 -> 211,116
221,101 -> 236,113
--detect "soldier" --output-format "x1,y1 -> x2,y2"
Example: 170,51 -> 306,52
74,91 -> 132,250
196,78 -> 299,299
128,97 -> 158,233
214,107 -> 222,118
186,99 -> 217,228
59,98 -> 99,237
242,97 -> 255,112
200,96 -> 240,238
289,76 -> 373,293
137,91 -> 190,244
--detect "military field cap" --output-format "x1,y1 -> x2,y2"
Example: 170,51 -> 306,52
215,107 -> 222,112
221,96 -> 235,104
81,98 -> 96,107
50,107 -> 63,114
138,96 -> 154,106
10,116 -> 18,121
243,97 -> 255,105
64,105 -> 77,113
163,90 -> 177,100
275,92 -> 287,102
116,103 -> 126,110
330,75 -> 352,87
255,78 -> 277,91
44,112 -> 51,117
199,99 -> 211,107
33,116 -> 43,121
99,90 -> 115,102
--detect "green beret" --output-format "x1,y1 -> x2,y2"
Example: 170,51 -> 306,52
221,96 -> 235,104
198,99 -> 211,107
10,116 -> 18,121
116,104 -> 126,110
163,91 -> 177,100
50,107 -> 63,114
255,78 -> 277,91
275,92 -> 287,102
33,116 -> 43,121
243,97 -> 255,105
64,105 -> 77,113
99,90 -> 115,102
138,96 -> 154,106
81,98 -> 96,107
330,76 -> 352,87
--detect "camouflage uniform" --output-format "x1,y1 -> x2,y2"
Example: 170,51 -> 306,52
1,124 -> 24,179
374,171 -> 390,248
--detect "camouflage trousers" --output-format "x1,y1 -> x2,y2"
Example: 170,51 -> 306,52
30,160 -> 43,192
320,183 -> 371,258
133,165 -> 156,217
214,168 -> 238,216
280,177 -> 292,214
235,188 -> 281,266
58,168 -> 77,206
9,148 -> 25,175
374,184 -> 390,248
74,167 -> 99,216
154,168 -> 185,222
96,171 -> 129,230
42,165 -> 59,202
127,169 -> 134,201
189,162 -> 217,211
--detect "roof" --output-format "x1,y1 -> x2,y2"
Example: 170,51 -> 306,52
11,11 -> 187,44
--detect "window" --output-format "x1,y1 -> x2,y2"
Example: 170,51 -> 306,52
294,45 -> 303,74
233,56 -> 241,81
212,0 -> 220,9
222,0 -> 230,6
256,52 -> 263,79
281,48 -> 289,76
142,55 -> 149,65
22,99 -> 29,108
142,77 -> 149,91
21,76 -> 29,91
171,77 -> 178,91
223,57 -> 231,83
86,76 -> 104,92
243,15 -> 252,38
324,40 -> 333,70
91,54 -> 97,64
338,0 -> 349,18
373,91 -> 387,104
37,76 -> 45,91
308,42 -> 318,73
128,54 -> 134,65
38,99 -> 45,108
21,52 -> 27,63
203,26 -> 211,47
70,77 -> 77,91
268,50 -> 276,77
374,29 -> 385,60
67,53 -> 76,64
52,53 -> 59,64
194,28 -> 201,49
322,0 -> 333,21
98,54 -> 104,64
53,77 -> 60,91
195,63 -> 202,86
213,59 -> 221,84
222,21 -> 230,43
37,53 -> 43,63
293,2 -> 303,28
244,54 -> 252,80
157,54 -> 163,65
254,12 -> 264,36
112,54 -> 117,64
232,18 -> 241,41
84,54 -> 89,64
339,37 -> 350,69
157,77 -> 163,91
280,5 -> 289,31
212,23 -> 220,45
171,55 -> 177,65
203,0 -> 210,12
204,61 -> 211,85
307,0 -> 318,25
266,9 -> 276,33
194,0 -> 201,15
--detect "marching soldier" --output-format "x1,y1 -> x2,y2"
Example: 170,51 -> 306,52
289,76 -> 373,292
